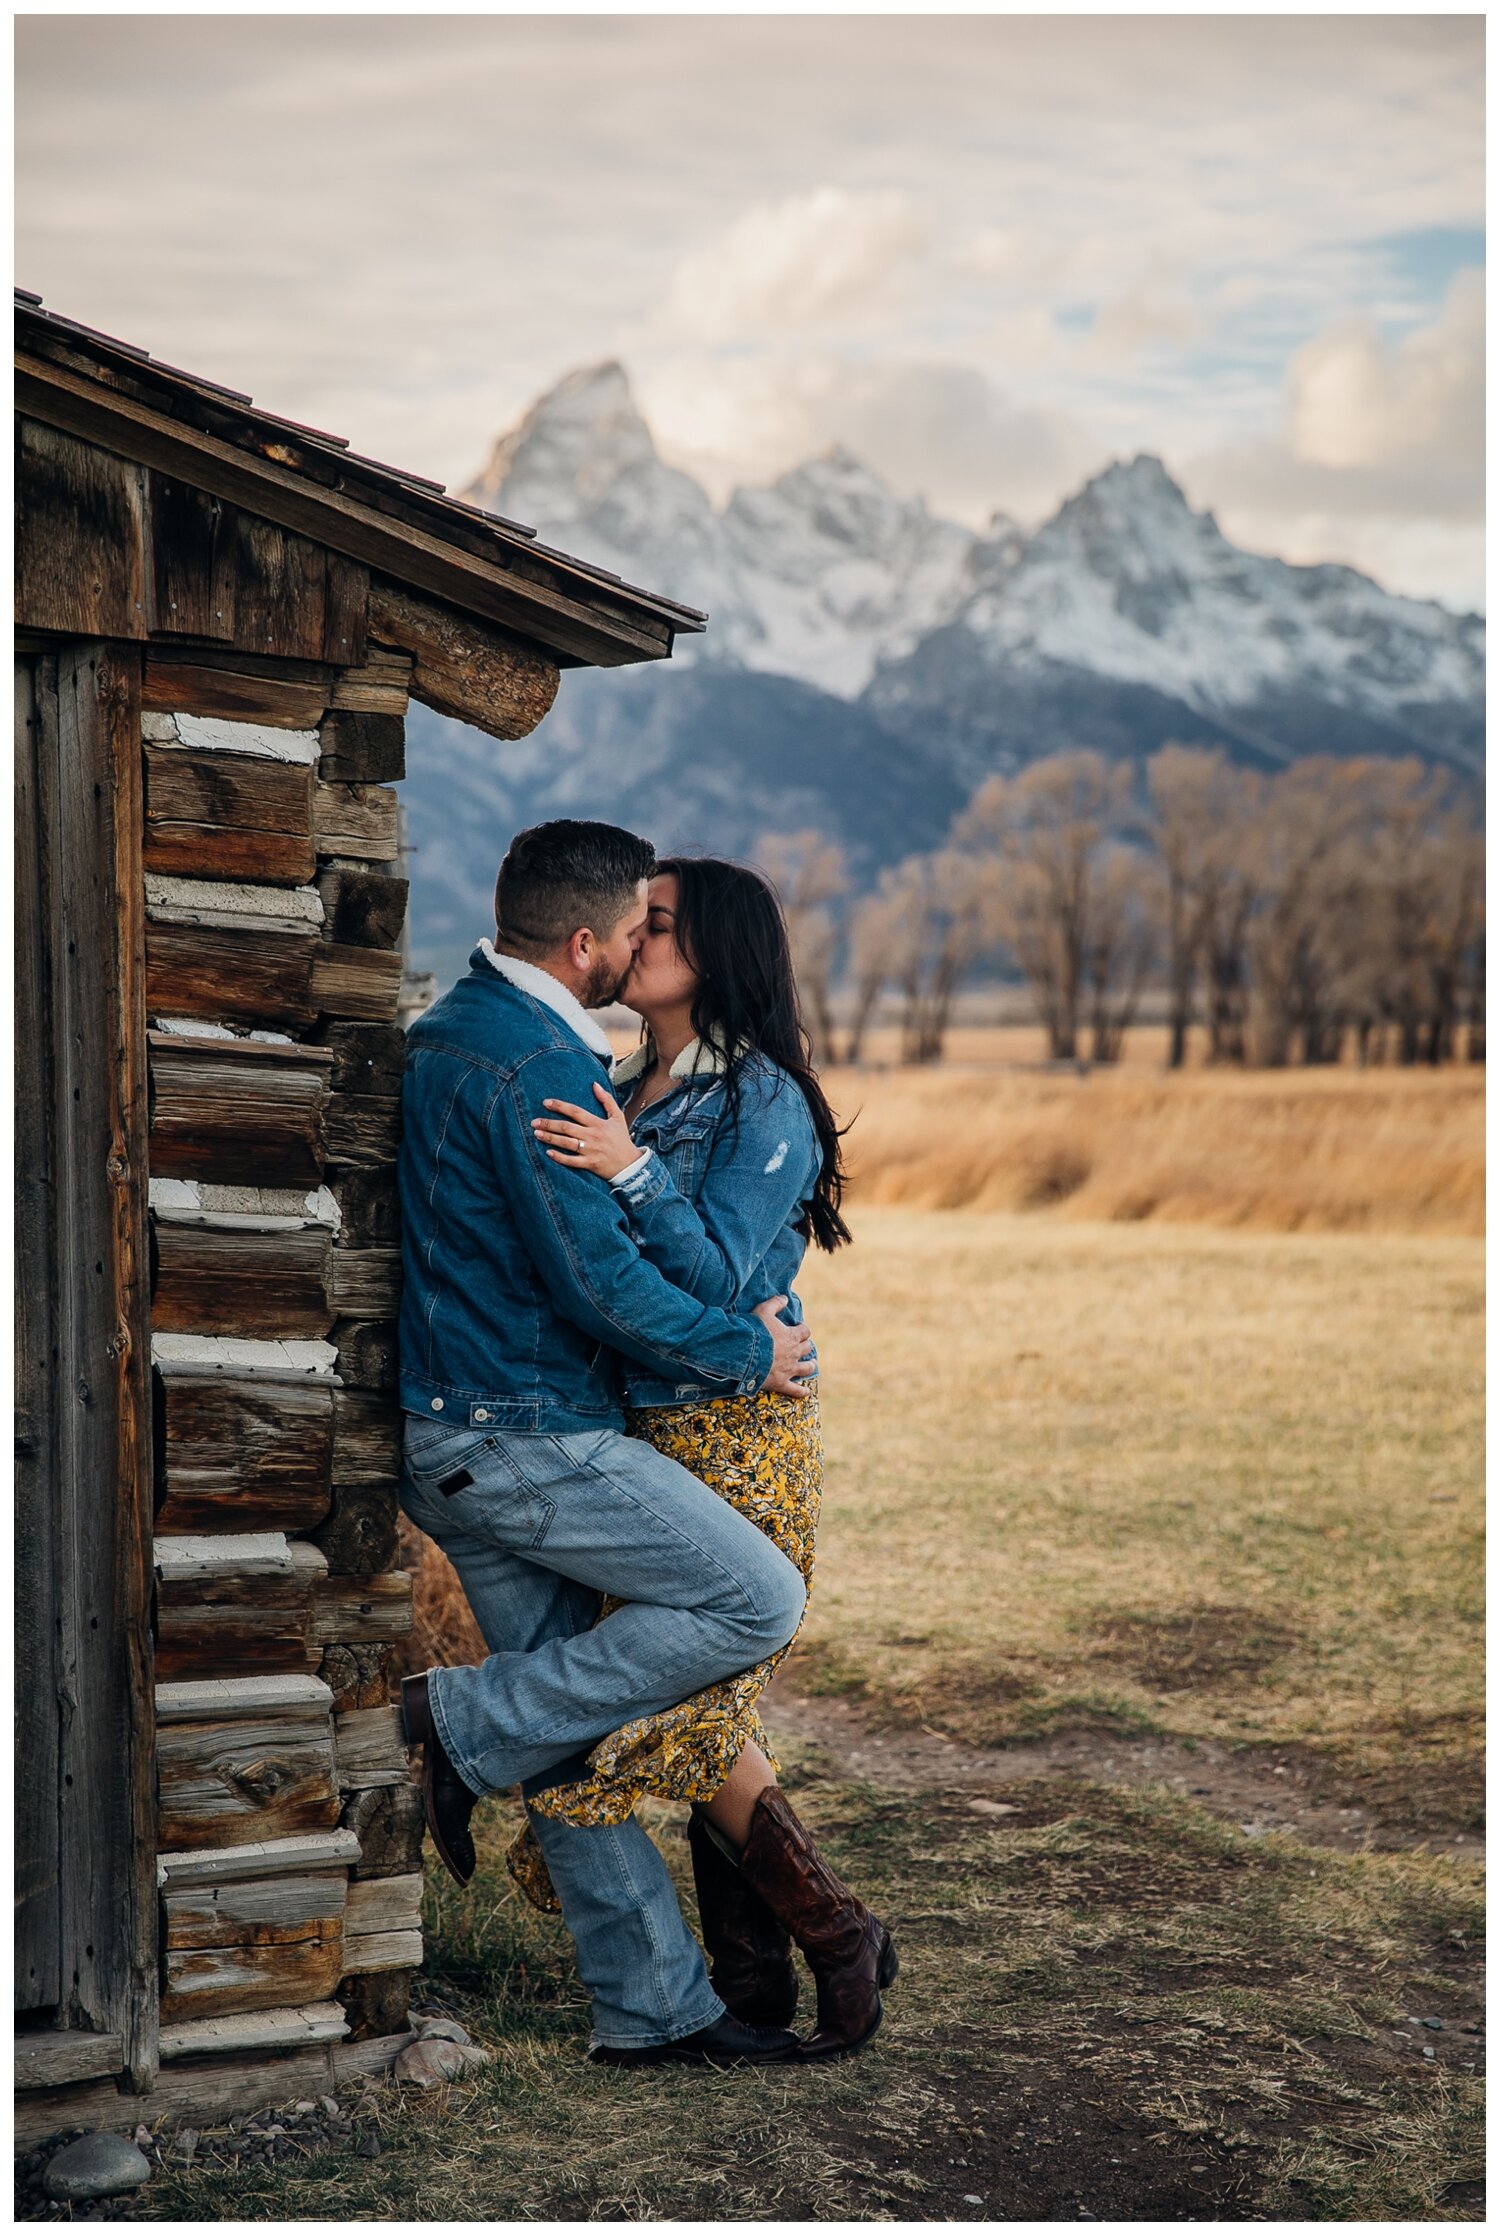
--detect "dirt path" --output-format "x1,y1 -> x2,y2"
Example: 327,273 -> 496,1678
763,1680 -> 1483,1858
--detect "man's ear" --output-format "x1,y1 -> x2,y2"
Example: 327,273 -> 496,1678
566,926 -> 594,973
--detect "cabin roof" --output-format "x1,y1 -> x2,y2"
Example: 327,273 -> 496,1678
15,290 -> 707,669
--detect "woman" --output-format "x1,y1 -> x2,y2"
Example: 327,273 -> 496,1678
515,855 -> 897,2059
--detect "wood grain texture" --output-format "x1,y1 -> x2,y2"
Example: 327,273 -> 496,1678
144,744 -> 316,885
316,865 -> 408,951
13,2031 -> 125,2092
14,655 -> 62,2013
161,1937 -> 346,2025
310,1021 -> 406,1095
327,1318 -> 398,1393
151,1215 -> 334,1338
312,1572 -> 414,1649
310,943 -> 403,1024
146,917 -> 318,1026
148,1033 -> 330,1187
345,1873 -> 422,1937
153,1555 -> 322,1683
310,1480 -> 399,1581
12,2042 -> 346,2147
155,1365 -> 335,1535
328,1166 -> 400,1247
233,513 -> 338,664
334,1708 -> 409,1791
325,1091 -> 402,1167
326,646 -> 412,716
340,1781 -> 425,1881
319,1644 -> 399,1716
155,1711 -> 341,1851
366,580 -> 560,740
317,710 -> 405,784
158,1999 -> 348,2061
336,1971 -> 414,2043
339,1929 -> 423,1977
329,1245 -> 402,1319
16,419 -> 149,636
146,472 -> 238,640
50,641 -> 158,2090
313,782 -> 399,862
156,1829 -> 361,1889
143,647 -> 332,729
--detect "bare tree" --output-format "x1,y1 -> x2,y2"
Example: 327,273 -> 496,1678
844,880 -> 912,1062
1147,745 -> 1252,1067
956,751 -> 1133,1061
1084,847 -> 1157,1063
757,830 -> 849,1063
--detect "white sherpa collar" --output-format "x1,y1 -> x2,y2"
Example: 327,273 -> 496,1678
612,1034 -> 745,1087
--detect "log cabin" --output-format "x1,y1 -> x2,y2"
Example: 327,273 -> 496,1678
13,289 -> 705,2143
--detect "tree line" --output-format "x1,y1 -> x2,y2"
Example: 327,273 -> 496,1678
760,747 -> 1485,1068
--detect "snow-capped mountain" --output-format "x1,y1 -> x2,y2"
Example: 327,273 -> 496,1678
400,364 -> 1482,978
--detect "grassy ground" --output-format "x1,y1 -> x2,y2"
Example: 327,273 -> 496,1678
129,1068 -> 1482,2222
137,1749 -> 1483,2224
793,1208 -> 1484,1832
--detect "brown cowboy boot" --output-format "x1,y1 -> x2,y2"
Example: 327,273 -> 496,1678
687,1807 -> 799,2029
737,1787 -> 899,2059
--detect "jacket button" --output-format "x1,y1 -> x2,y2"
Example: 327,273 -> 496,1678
431,1397 -> 444,1412
474,1408 -> 490,1422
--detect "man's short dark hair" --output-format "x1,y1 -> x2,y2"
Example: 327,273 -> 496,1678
494,820 -> 656,956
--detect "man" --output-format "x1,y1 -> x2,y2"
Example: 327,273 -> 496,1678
397,819 -> 816,2067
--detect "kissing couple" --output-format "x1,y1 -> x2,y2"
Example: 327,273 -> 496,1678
396,818 -> 897,2067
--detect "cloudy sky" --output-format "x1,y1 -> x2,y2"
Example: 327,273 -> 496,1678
16,14 -> 1485,609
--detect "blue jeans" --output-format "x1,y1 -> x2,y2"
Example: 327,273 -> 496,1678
399,1416 -> 807,2049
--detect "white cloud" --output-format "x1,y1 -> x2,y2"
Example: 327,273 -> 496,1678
1285,268 -> 1483,475
662,187 -> 926,343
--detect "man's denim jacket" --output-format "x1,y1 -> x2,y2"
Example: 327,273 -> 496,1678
397,951 -> 774,1432
607,1041 -> 823,1409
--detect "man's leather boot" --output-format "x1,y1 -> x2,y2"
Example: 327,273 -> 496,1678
737,1787 -> 899,2059
400,1672 -> 478,1887
687,1807 -> 799,2029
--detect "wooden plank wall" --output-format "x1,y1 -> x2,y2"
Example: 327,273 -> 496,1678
142,654 -> 424,2058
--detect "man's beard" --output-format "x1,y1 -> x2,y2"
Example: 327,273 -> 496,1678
581,953 -> 630,1009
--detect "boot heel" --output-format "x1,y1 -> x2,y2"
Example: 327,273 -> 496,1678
879,1935 -> 900,1989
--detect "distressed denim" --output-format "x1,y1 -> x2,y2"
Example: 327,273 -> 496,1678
398,954 -> 774,1431
399,1414 -> 806,2046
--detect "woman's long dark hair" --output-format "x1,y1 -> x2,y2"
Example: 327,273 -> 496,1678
655,855 -> 852,1252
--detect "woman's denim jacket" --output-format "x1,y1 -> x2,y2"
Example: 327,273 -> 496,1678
607,1040 -> 823,1409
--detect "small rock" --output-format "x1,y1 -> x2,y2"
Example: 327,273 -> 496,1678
320,2095 -> 341,2117
43,2134 -> 153,2202
171,2129 -> 199,2165
1422,2047 -> 1436,2060
963,2194 -> 985,2206
1421,2018 -> 1444,2031
355,2133 -> 382,2159
968,1799 -> 1019,1819
292,2099 -> 318,2113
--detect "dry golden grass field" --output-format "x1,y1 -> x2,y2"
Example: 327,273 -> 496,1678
130,1057 -> 1484,2224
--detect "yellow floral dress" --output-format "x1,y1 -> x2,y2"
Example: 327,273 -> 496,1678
506,1386 -> 822,1912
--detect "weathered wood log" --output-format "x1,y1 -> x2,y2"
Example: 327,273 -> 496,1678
161,1937 -> 347,2025
231,513 -> 359,667
326,645 -> 412,717
142,646 -> 332,730
143,745 -> 316,884
334,1706 -> 410,1790
164,1870 -> 347,1952
318,710 -> 405,784
325,1091 -> 402,1167
157,1828 -> 362,1888
147,917 -> 318,1026
341,1930 -> 424,1977
329,1167 -> 400,1247
330,1246 -> 402,1319
13,2032 -> 124,2093
158,2000 -> 348,2062
346,1872 -> 423,1937
148,1032 -> 332,1187
367,582 -> 560,740
313,781 -> 399,863
151,1213 -> 334,1338
311,1480 -> 399,1579
317,863 -> 408,950
12,2043 -> 345,2148
340,1780 -> 425,1879
154,1540 -> 327,1683
154,1363 -> 335,1534
337,1968 -> 414,2043
332,1387 -> 402,1483
311,942 -> 403,1024
328,1318 -> 398,1392
310,1020 -> 407,1094
155,1706 -> 340,1851
311,1571 -> 413,1648
319,1643 -> 399,1715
